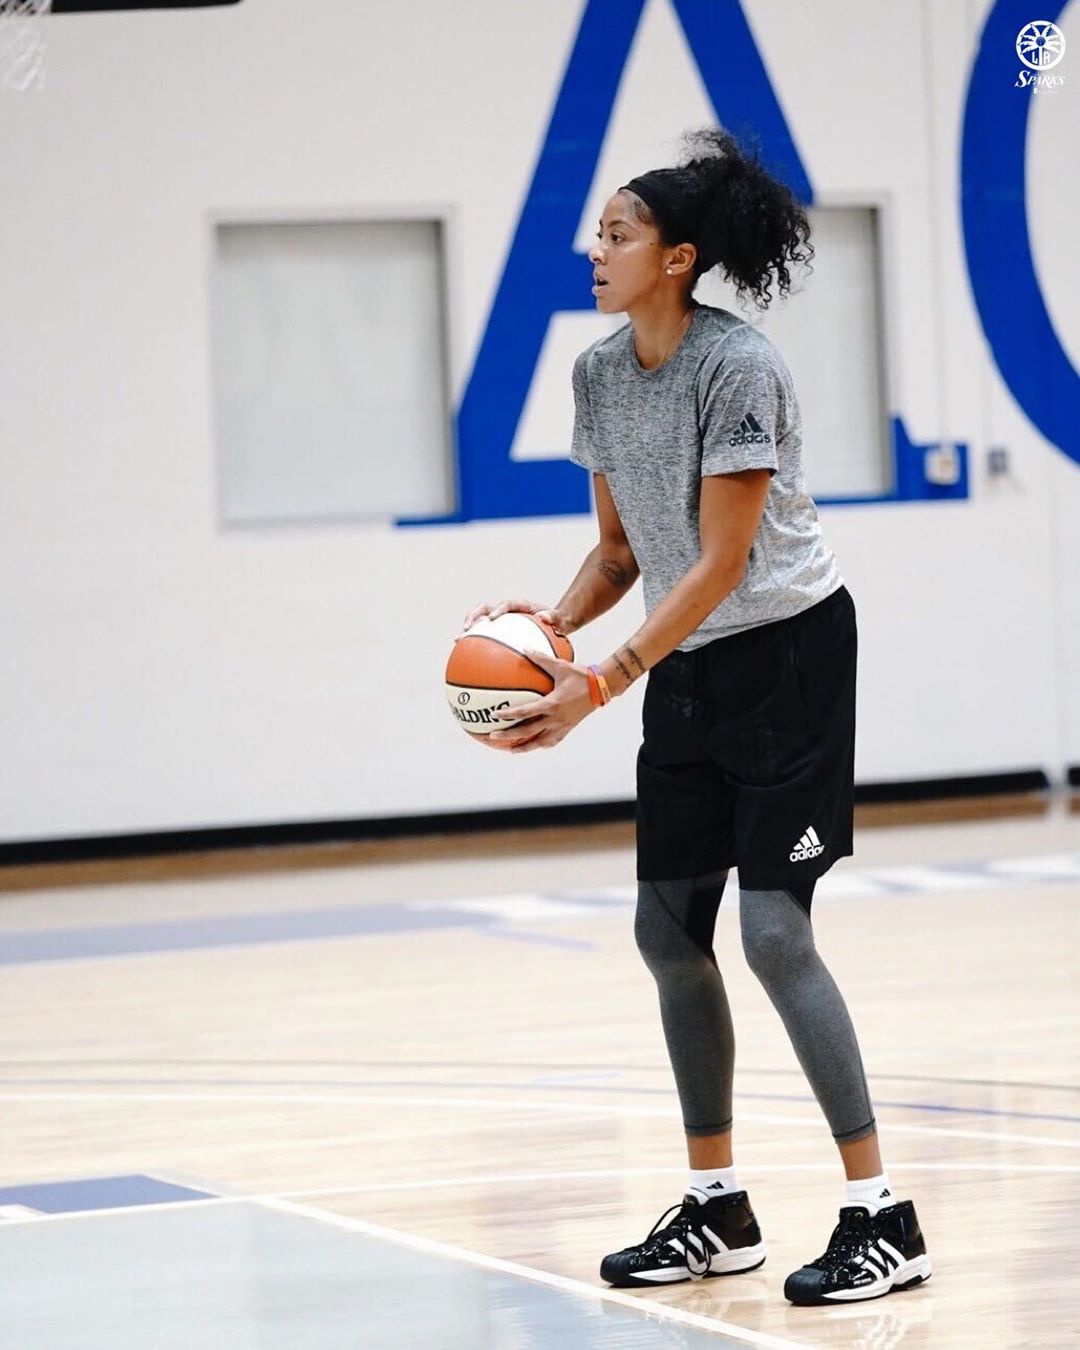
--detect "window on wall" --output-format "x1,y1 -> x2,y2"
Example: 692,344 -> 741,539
696,205 -> 892,500
211,219 -> 455,525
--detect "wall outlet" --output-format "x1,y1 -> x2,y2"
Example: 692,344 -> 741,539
924,444 -> 961,486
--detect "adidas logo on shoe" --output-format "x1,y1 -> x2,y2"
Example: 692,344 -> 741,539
790,826 -> 824,862
784,1198 -> 932,1305
727,412 -> 772,446
600,1190 -> 767,1287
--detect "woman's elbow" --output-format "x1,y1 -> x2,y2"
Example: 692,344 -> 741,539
702,551 -> 748,595
603,538 -> 639,576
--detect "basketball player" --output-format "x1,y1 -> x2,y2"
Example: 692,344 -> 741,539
462,127 -> 931,1305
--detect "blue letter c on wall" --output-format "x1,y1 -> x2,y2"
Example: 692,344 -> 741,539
962,0 -> 1080,467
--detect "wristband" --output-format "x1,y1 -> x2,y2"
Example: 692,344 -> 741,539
586,667 -> 603,708
588,664 -> 613,706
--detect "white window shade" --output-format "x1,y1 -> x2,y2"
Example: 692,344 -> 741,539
696,206 -> 891,499
211,218 -> 454,524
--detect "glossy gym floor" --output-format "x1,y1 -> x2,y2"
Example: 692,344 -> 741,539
0,794 -> 1077,1348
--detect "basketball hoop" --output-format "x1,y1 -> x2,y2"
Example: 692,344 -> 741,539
1,0 -> 52,93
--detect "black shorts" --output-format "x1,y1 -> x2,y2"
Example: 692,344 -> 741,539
636,585 -> 857,894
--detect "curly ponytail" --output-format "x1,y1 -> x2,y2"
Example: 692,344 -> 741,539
623,126 -> 813,310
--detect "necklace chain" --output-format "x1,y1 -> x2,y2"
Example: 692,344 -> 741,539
642,308 -> 693,370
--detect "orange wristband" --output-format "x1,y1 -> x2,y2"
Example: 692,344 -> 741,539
588,664 -> 612,705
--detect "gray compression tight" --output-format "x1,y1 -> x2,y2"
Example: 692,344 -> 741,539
634,873 -> 876,1143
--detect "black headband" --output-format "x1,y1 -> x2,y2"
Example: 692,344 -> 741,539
618,170 -> 702,243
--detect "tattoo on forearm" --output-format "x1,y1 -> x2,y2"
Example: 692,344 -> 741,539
596,558 -> 632,589
625,645 -> 646,675
613,652 -> 633,684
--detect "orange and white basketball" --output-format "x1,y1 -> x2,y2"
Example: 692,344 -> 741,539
446,613 -> 574,739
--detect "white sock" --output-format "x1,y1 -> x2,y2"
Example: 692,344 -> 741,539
688,1165 -> 739,1202
845,1172 -> 896,1215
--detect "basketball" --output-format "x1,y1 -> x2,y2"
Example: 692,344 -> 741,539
445,612 -> 574,739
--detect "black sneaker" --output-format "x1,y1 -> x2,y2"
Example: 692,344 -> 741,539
784,1200 -> 932,1305
600,1190 -> 766,1287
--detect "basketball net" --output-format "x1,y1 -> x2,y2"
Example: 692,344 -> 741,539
1,0 -> 52,93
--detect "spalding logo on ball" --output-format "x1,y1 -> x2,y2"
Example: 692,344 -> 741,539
446,613 -> 574,739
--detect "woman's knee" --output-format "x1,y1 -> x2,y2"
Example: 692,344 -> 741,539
634,884 -> 678,974
635,879 -> 713,978
739,888 -> 816,982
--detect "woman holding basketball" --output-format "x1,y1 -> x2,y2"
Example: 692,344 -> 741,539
462,126 -> 930,1305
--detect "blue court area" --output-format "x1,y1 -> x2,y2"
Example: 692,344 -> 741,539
0,1173 -> 214,1215
0,1199 -> 755,1348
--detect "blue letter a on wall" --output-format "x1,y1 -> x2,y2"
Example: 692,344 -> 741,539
399,0 -> 811,526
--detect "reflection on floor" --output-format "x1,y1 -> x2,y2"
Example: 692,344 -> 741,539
0,797 -> 1077,1348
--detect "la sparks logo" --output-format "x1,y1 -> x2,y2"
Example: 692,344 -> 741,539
1015,20 -> 1066,90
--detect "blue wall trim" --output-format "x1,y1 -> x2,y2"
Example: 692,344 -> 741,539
815,417 -> 968,507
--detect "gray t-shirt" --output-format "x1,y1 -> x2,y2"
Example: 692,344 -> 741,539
569,300 -> 842,648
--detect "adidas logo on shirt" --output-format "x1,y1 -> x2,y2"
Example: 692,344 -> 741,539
727,412 -> 772,447
790,825 -> 824,862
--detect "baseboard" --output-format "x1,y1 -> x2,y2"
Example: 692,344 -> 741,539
852,768 -> 1049,804
0,769 -> 1054,869
0,799 -> 637,869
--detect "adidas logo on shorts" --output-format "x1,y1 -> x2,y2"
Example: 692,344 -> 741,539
728,412 -> 772,446
790,826 -> 824,862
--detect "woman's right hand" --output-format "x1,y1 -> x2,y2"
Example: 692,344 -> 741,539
460,599 -> 571,634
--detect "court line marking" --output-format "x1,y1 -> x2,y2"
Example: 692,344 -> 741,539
3,1058 -> 1077,1097
0,1188 -> 806,1347
8,1074 -> 1080,1128
272,1158 -> 1080,1197
5,1075 -> 1079,1125
1,849 -> 1076,967
259,1195 -> 810,1350
0,1194 -> 237,1226
2,1091 -> 1078,1150
7,1075 -> 1080,1126
3,1156 -> 1080,1230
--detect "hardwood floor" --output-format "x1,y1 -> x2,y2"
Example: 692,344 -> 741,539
0,797 -> 1077,1346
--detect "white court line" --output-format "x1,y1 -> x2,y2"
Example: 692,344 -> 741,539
3,1156 -> 1080,1231
260,1195 -> 809,1350
276,1158 -> 1080,1200
2,1090 -> 1078,1151
0,1194 -> 239,1226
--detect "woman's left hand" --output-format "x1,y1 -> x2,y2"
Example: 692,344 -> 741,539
488,649 -> 595,752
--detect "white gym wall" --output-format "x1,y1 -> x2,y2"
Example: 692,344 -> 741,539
0,0 -> 1076,840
